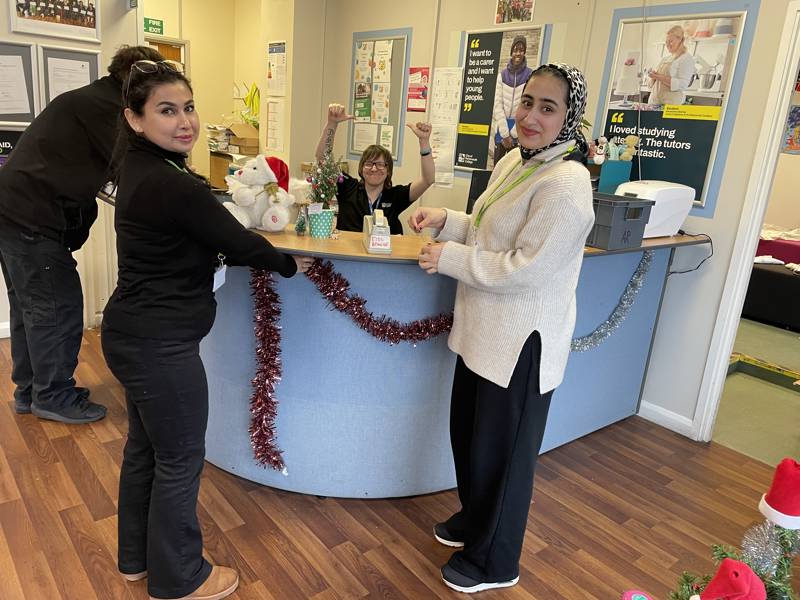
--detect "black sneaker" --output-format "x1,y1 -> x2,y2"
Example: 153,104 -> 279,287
32,396 -> 106,424
441,564 -> 519,594
434,522 -> 464,548
15,386 -> 90,415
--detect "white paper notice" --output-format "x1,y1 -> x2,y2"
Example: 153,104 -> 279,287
353,123 -> 378,152
379,125 -> 394,149
267,41 -> 287,96
431,124 -> 457,186
354,40 -> 374,83
431,67 -> 463,125
372,40 -> 393,82
266,99 -> 285,151
48,57 -> 90,102
371,82 -> 390,124
0,55 -> 30,115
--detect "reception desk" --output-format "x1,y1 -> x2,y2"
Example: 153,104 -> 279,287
201,230 -> 708,498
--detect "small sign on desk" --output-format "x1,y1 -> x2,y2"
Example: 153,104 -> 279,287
363,209 -> 392,254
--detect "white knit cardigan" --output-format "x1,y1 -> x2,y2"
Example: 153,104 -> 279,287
435,141 -> 594,391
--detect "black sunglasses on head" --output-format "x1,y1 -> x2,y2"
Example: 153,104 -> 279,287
125,60 -> 185,102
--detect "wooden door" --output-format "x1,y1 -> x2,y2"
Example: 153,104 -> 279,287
149,41 -> 184,68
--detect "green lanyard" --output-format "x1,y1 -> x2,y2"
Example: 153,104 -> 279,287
164,158 -> 188,174
473,148 -> 572,230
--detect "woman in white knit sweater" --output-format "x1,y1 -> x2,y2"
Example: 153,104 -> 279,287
409,63 -> 594,594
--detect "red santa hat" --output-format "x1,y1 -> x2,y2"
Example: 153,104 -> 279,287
759,457 -> 800,530
265,156 -> 289,192
689,559 -> 765,600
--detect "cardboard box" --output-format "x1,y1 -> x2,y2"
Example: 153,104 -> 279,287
209,152 -> 232,189
227,123 -> 259,155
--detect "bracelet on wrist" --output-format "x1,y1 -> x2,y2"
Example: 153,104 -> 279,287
420,148 -> 432,157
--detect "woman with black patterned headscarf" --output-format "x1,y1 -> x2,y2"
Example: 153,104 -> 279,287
409,63 -> 594,593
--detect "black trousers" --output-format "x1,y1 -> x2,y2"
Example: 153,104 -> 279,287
445,331 -> 553,582
101,326 -> 212,599
0,222 -> 84,409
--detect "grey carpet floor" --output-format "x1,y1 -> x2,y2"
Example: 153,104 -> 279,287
713,319 -> 800,466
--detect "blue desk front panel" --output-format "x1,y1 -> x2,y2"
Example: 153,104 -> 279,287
202,248 -> 671,497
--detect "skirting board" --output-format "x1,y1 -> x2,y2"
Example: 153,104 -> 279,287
637,401 -> 696,439
0,321 -> 8,339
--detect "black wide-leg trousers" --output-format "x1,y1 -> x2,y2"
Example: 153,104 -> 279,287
445,331 -> 554,582
101,325 -> 212,599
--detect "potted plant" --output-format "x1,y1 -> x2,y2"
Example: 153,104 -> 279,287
306,151 -> 342,238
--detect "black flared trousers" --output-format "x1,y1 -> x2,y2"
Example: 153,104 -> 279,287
445,331 -> 554,582
101,326 -> 212,599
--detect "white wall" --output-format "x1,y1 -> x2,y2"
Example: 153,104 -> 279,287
141,0 -> 182,38
181,0 -> 236,176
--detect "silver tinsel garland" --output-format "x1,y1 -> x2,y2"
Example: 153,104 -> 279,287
742,522 -> 783,576
571,250 -> 654,352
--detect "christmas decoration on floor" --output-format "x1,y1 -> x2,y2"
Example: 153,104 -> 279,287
571,249 -> 654,352
657,457 -> 799,600
305,258 -> 454,345
248,270 -> 287,473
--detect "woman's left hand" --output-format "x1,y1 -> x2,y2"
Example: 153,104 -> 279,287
407,122 -> 432,143
292,255 -> 315,273
418,242 -> 443,274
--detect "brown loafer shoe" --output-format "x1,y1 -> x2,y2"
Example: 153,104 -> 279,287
121,570 -> 147,581
149,566 -> 239,600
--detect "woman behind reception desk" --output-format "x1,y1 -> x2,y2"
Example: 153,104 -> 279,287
314,103 -> 435,234
409,63 -> 594,594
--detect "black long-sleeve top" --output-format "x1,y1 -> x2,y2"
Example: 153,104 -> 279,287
0,75 -> 122,250
102,135 -> 297,341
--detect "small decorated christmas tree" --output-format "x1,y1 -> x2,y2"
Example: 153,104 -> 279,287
307,151 -> 342,210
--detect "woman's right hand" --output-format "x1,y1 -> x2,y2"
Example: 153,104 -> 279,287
327,104 -> 354,125
408,207 -> 447,233
292,255 -> 315,273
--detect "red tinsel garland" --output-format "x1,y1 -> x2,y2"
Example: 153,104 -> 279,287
249,270 -> 286,472
248,259 -> 453,470
305,258 -> 453,344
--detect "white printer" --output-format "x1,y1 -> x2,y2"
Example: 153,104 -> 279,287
614,180 -> 695,238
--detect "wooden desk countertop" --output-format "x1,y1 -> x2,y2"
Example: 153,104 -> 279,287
256,228 -> 710,265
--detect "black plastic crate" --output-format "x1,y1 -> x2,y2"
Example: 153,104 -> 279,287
587,192 -> 654,251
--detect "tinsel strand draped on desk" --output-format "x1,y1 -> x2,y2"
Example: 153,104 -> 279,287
305,259 -> 454,344
571,250 -> 654,352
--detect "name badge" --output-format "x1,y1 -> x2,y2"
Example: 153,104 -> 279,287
213,265 -> 227,292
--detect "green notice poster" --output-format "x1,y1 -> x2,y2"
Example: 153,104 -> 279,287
353,82 -> 371,121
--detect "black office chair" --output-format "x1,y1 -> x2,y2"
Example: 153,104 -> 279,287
466,169 -> 492,213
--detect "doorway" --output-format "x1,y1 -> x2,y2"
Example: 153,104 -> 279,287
694,0 -> 800,455
145,36 -> 189,73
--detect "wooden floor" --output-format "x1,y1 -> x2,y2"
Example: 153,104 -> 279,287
0,331 -> 796,600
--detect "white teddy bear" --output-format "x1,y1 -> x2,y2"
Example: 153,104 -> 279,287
223,155 -> 294,231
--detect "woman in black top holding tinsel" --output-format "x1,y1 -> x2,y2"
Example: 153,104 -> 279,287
101,60 -> 313,600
